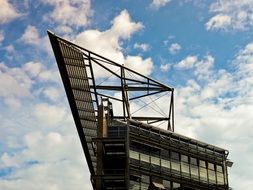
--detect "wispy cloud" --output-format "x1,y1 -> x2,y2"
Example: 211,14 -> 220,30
134,43 -> 150,52
168,43 -> 181,54
206,0 -> 253,31
75,10 -> 153,77
0,0 -> 21,24
19,25 -> 52,55
41,0 -> 92,32
150,0 -> 171,9
172,43 -> 253,188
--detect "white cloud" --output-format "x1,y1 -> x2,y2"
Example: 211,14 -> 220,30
23,61 -> 44,78
75,10 -> 143,64
0,0 -> 21,24
75,10 -> 153,78
4,97 -> 22,109
134,43 -> 150,52
0,131 -> 92,190
172,43 -> 253,189
206,14 -> 231,30
23,61 -> 60,83
206,0 -> 253,31
125,55 -> 153,76
42,0 -> 92,29
150,0 -> 171,9
0,61 -> 61,109
160,63 -> 170,72
168,43 -> 181,54
0,62 -> 32,98
43,87 -> 61,102
110,10 -> 143,39
174,55 -> 214,80
20,25 -> 51,54
34,103 -> 68,126
175,55 -> 198,69
20,25 -> 40,46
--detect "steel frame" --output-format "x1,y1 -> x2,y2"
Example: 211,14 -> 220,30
48,31 -> 174,131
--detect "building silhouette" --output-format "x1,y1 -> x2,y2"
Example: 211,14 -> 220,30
48,31 -> 232,190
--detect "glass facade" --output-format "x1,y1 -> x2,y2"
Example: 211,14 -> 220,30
128,124 -> 229,189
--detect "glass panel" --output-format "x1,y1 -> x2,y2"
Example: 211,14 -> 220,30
140,153 -> 149,163
171,160 -> 180,172
140,183 -> 149,190
130,150 -> 139,160
190,164 -> 199,179
130,180 -> 140,190
216,165 -> 223,173
171,151 -> 179,160
142,175 -> 150,183
163,180 -> 171,189
141,175 -> 149,190
217,172 -> 224,185
190,157 -> 197,165
172,182 -> 181,190
181,155 -> 188,162
199,167 -> 208,182
151,156 -> 160,166
161,159 -> 170,168
199,160 -> 206,168
208,163 -> 214,170
161,149 -> 169,159
181,162 -> 190,176
208,169 -> 216,184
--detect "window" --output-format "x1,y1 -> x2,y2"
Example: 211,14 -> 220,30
199,167 -> 208,182
171,151 -> 179,160
130,150 -> 139,160
163,180 -> 171,189
216,165 -> 223,173
190,157 -> 197,165
151,156 -> 160,166
208,163 -> 214,170
208,169 -> 216,183
171,160 -> 180,172
172,182 -> 181,190
161,149 -> 169,159
190,164 -> 199,179
141,175 -> 149,190
199,160 -> 206,168
181,162 -> 190,177
140,153 -> 149,163
217,171 -> 224,185
181,155 -> 188,162
190,157 -> 198,179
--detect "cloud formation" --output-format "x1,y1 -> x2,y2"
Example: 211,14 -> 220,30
75,10 -> 153,77
20,25 -> 52,54
150,0 -> 171,9
42,0 -> 92,30
134,43 -> 150,52
175,55 -> 214,80
206,0 -> 253,31
0,0 -> 21,24
172,43 -> 253,189
168,43 -> 181,54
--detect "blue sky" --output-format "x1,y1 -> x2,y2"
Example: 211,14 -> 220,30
1,0 -> 253,189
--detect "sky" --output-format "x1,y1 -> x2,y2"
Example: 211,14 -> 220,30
0,0 -> 253,189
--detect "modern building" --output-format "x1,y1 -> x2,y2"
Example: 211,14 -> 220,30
48,31 -> 232,190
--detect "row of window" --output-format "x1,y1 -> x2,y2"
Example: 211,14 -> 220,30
129,150 -> 227,186
129,126 -> 225,159
129,174 -> 181,190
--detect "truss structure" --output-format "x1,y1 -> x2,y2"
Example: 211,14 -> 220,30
48,31 -> 174,174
